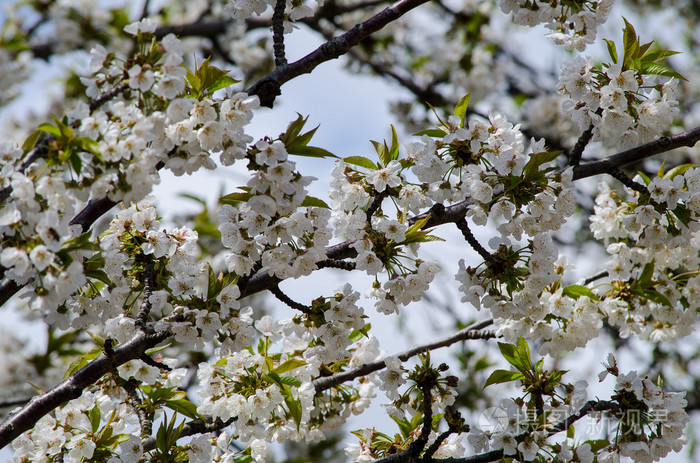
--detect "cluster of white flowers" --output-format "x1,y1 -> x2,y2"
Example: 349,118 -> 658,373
499,0 -> 613,51
0,48 -> 32,107
224,0 -> 317,23
598,355 -> 689,463
217,144 -> 325,278
558,57 -> 679,150
587,170 -> 700,341
12,389 -> 137,462
0,22 -> 260,333
11,360 -> 187,463
197,283 -> 380,446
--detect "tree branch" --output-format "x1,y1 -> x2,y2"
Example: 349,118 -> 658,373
571,127 -> 700,180
272,0 -> 288,67
245,0 -> 432,106
0,329 -> 170,449
313,318 -> 495,392
371,399 -> 621,463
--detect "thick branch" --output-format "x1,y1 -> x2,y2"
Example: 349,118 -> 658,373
313,318 -> 494,392
571,127 -> 700,180
245,0 -> 432,106
0,329 -> 170,449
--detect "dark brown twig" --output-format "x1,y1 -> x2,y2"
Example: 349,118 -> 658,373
272,0 -> 288,67
313,318 -> 495,392
270,284 -> 311,313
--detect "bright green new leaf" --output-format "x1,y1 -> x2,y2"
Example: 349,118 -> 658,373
413,128 -> 447,138
89,405 -> 101,433
344,155 -> 378,170
664,163 -> 694,179
63,346 -> 102,379
454,93 -> 471,127
272,358 -> 307,375
300,195 -> 330,209
622,18 -> 638,69
603,39 -> 618,64
206,75 -> 238,95
483,369 -> 526,388
164,398 -> 202,420
639,62 -> 687,81
562,284 -> 600,302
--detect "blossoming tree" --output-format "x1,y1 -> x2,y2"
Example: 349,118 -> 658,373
0,0 -> 699,461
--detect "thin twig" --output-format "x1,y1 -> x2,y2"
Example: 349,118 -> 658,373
272,0 -> 288,67
569,122 -> 595,166
454,218 -> 502,269
270,284 -> 311,313
316,259 -> 357,271
121,378 -> 153,438
313,318 -> 495,392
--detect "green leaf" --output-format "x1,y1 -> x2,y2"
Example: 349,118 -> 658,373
390,416 -> 412,438
515,336 -> 533,371
567,424 -> 575,439
641,49 -> 680,62
37,123 -> 61,137
205,75 -> 237,95
585,439 -> 612,453
638,261 -> 655,287
52,115 -> 74,139
603,39 -> 618,64
388,125 -> 400,162
413,128 -> 447,138
644,289 -> 672,307
74,136 -> 101,157
348,324 -> 371,342
164,398 -> 201,420
184,66 -> 202,96
288,145 -> 337,158
371,139 -> 389,167
497,342 -> 524,371
63,347 -> 102,379
639,62 -> 687,81
89,405 -> 101,433
483,369 -> 526,388
220,190 -> 253,205
22,130 -> 42,152
664,163 -> 695,179
622,18 -> 639,69
272,359 -> 307,375
68,151 -> 83,175
454,93 -> 471,127
562,284 -> 600,302
522,150 -> 563,181
145,343 -> 171,355
282,114 -> 307,143
636,171 -> 651,186
300,195 -> 330,209
344,155 -> 378,170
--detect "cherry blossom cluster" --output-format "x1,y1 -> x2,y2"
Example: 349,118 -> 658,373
197,284 -> 381,446
498,0 -> 613,51
224,0 -> 317,23
0,21 -> 259,331
598,354 -> 689,463
588,167 -> 700,341
0,48 -> 32,107
558,56 -> 680,150
217,140 -> 325,278
345,356 -> 464,461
